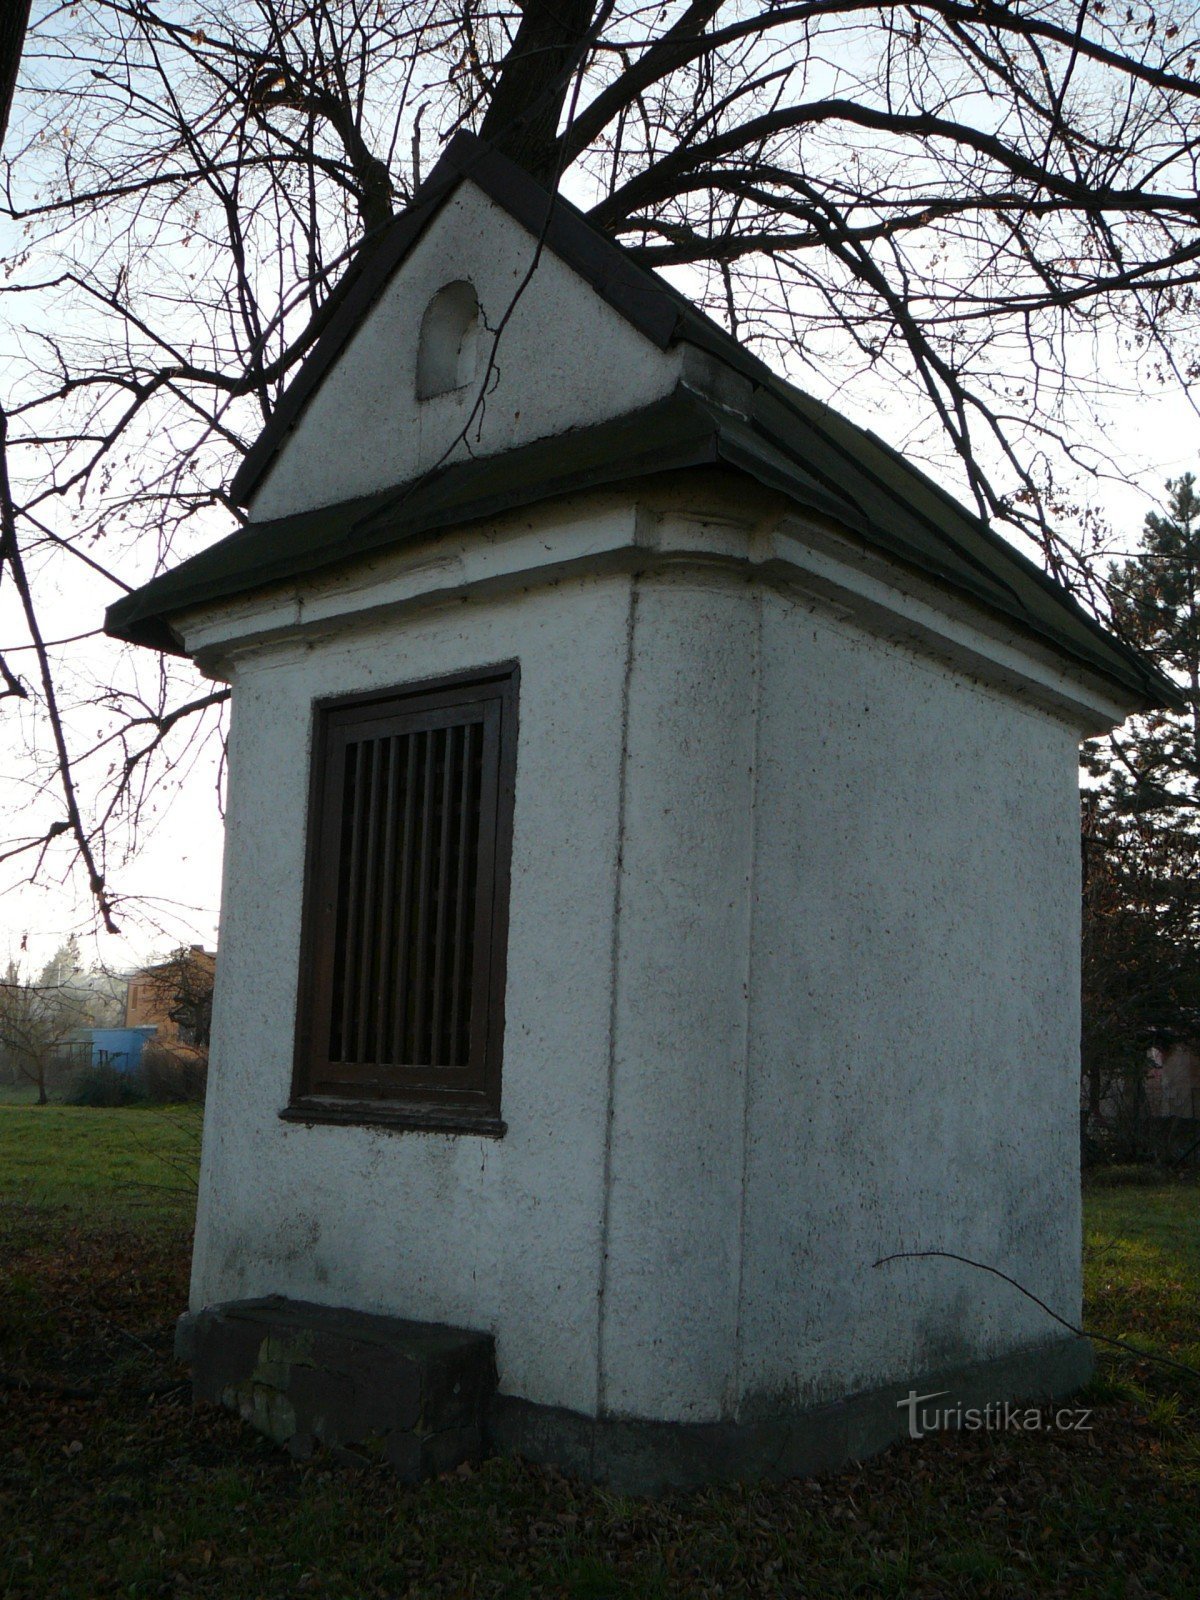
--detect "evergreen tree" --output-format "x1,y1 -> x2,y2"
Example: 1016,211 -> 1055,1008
1081,800 -> 1200,1153
1080,476 -> 1200,1152
36,935 -> 82,994
1086,475 -> 1200,818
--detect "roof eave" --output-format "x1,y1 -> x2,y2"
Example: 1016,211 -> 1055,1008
107,395 -> 1171,717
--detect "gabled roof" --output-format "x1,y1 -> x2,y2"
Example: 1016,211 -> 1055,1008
106,133 -> 1175,711
225,130 -> 765,508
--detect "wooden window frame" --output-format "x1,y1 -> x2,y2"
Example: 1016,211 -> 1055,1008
284,663 -> 518,1136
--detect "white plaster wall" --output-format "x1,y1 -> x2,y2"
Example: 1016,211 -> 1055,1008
248,181 -> 682,522
192,500 -> 1099,1428
598,574 -> 758,1422
192,567 -> 637,1415
736,588 -> 1085,1412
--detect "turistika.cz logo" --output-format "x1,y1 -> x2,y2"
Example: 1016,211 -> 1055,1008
897,1389 -> 1093,1440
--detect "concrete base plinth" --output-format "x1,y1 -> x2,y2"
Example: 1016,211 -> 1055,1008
179,1298 -> 1091,1494
487,1335 -> 1093,1494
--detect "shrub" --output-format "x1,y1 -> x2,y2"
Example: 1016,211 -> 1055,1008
138,1043 -> 207,1104
63,1045 -> 208,1107
65,1064 -> 148,1107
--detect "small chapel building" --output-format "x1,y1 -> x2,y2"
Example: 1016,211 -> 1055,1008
106,134 -> 1171,1490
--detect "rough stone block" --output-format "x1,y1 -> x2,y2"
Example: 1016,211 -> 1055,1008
177,1297 -> 496,1478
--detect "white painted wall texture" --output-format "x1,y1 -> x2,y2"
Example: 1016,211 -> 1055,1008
738,588 -> 1084,1413
189,496 -> 1106,1428
247,182 -> 683,523
194,568 -> 634,1415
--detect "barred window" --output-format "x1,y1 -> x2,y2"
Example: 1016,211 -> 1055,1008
288,665 -> 518,1133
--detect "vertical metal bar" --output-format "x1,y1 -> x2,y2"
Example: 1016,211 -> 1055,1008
391,732 -> 420,1066
314,726 -> 349,1070
354,737 -> 386,1064
410,725 -> 439,1063
448,721 -> 476,1067
336,741 -> 367,1061
465,702 -> 501,1079
374,736 -> 400,1065
429,721 -> 459,1067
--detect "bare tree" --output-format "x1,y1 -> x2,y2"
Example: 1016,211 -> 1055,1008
0,940 -> 90,1104
5,0 -> 1200,929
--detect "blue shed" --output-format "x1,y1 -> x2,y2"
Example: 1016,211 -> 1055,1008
90,1026 -> 157,1073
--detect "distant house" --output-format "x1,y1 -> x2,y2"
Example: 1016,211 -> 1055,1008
1092,1044 -> 1200,1163
125,946 -> 217,1049
1155,1043 -> 1200,1119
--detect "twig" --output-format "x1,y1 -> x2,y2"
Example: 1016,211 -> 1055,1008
875,1248 -> 1200,1383
0,403 -> 119,931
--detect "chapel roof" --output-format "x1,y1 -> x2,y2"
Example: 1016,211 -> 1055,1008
105,133 -> 1175,710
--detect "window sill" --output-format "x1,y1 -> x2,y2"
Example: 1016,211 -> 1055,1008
279,1100 -> 506,1138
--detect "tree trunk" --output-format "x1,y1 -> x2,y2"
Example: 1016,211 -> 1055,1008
0,0 -> 32,154
478,0 -> 599,185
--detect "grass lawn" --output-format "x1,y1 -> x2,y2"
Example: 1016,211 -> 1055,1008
0,1085 -> 38,1107
1,1111 -> 1197,1598
0,1102 -> 201,1218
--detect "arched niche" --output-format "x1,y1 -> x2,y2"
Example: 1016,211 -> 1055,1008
415,280 -> 480,400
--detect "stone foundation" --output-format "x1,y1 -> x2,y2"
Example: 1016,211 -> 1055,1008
178,1298 -> 1091,1494
176,1297 -> 496,1480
